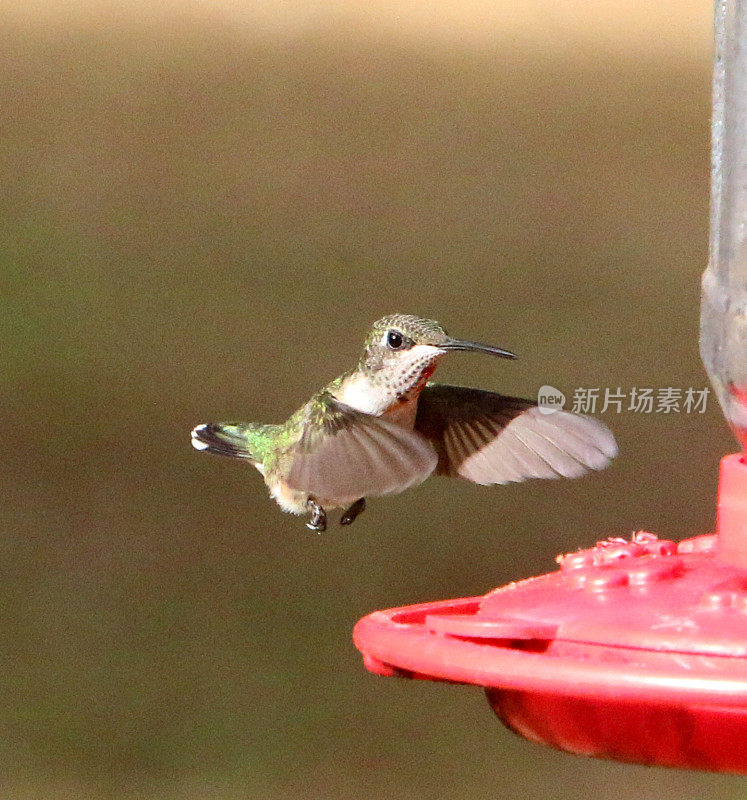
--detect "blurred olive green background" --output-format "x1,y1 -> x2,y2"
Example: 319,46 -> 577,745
1,1 -> 743,798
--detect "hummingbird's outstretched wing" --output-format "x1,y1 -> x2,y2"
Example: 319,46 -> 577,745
414,384 -> 617,484
286,393 -> 438,500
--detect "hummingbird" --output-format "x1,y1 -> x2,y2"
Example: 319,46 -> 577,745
191,314 -> 617,532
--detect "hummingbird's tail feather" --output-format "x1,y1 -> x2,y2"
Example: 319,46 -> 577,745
190,422 -> 272,462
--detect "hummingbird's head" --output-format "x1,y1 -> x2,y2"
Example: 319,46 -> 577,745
359,314 -> 515,396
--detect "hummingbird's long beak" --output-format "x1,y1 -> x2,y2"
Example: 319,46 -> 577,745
440,338 -> 516,359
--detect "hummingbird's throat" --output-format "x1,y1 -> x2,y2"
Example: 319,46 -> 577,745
336,347 -> 442,417
403,361 -> 437,399
382,347 -> 442,401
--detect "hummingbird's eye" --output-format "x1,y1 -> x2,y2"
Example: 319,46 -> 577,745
386,330 -> 404,349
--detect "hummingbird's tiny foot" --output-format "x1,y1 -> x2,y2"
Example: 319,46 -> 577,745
340,497 -> 366,526
305,497 -> 327,533
306,520 -> 326,533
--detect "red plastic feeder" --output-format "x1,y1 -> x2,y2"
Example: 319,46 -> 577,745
354,454 -> 747,772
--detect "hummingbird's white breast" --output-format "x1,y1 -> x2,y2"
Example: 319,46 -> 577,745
332,344 -> 443,429
333,373 -> 393,416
